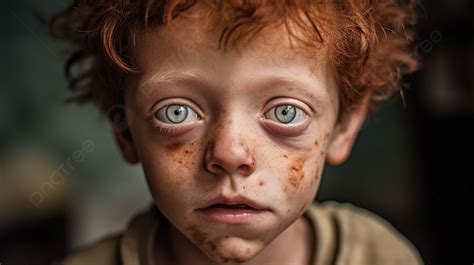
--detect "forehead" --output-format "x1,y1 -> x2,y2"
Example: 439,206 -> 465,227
134,11 -> 327,75
130,12 -> 337,112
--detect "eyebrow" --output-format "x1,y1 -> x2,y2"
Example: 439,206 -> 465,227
138,70 -> 208,97
138,70 -> 324,111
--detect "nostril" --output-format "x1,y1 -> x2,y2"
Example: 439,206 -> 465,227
237,164 -> 251,175
210,163 -> 226,174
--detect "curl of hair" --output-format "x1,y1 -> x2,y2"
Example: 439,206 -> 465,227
49,0 -> 419,119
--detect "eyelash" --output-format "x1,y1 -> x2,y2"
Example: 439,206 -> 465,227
148,102 -> 309,135
262,104 -> 307,124
146,115 -> 188,134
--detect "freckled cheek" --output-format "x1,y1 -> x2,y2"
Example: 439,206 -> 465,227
165,140 -> 201,172
276,151 -> 324,207
140,140 -> 203,202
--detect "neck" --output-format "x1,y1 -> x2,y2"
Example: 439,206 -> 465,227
155,215 -> 315,265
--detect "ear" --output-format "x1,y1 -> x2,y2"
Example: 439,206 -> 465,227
113,130 -> 140,164
326,95 -> 370,165
108,106 -> 140,164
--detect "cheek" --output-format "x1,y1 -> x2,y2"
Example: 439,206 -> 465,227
282,153 -> 322,194
140,139 -> 204,204
166,139 -> 200,173
277,135 -> 327,210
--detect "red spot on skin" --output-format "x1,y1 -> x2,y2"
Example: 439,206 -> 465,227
287,154 -> 307,190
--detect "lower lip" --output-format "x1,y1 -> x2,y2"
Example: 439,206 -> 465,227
197,207 -> 270,224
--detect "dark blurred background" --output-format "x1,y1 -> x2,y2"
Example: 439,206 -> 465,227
1,1 -> 473,264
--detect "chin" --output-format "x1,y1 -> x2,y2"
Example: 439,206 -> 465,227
205,236 -> 264,264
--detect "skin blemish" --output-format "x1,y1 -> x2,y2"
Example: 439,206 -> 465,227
167,142 -> 183,152
287,154 -> 308,190
186,224 -> 209,248
166,140 -> 199,170
283,154 -> 288,158
323,131 -> 331,143
258,180 -> 264,186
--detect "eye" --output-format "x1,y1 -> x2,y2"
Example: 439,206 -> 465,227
264,104 -> 307,124
155,104 -> 200,124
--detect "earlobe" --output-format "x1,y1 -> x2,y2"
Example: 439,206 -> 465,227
326,95 -> 370,165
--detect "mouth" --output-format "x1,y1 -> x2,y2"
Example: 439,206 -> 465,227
207,203 -> 258,210
196,196 -> 271,224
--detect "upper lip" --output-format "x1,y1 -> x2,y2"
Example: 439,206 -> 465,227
199,194 -> 268,211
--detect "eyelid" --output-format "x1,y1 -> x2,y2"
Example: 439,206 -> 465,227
262,97 -> 313,117
260,117 -> 311,137
147,97 -> 205,119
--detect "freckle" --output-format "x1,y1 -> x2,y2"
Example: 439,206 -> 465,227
186,225 -> 208,247
324,132 -> 330,141
246,248 -> 251,254
314,138 -> 319,146
258,180 -> 264,186
287,209 -> 291,214
243,186 -> 246,189
283,154 -> 288,158
287,155 -> 307,190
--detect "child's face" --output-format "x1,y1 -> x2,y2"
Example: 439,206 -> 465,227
118,15 -> 362,263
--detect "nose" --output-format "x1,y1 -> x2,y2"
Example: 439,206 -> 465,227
204,119 -> 256,177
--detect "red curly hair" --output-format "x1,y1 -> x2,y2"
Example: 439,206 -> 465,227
49,0 -> 419,121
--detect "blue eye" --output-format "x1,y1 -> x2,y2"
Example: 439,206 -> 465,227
264,104 -> 306,124
155,104 -> 200,124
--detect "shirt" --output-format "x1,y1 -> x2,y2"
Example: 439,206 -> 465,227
57,201 -> 423,265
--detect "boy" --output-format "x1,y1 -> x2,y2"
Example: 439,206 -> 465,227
50,0 -> 423,264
